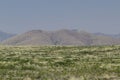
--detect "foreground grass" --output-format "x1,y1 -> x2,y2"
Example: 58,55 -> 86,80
0,45 -> 119,80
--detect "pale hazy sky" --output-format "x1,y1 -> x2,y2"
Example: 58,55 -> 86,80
0,0 -> 120,34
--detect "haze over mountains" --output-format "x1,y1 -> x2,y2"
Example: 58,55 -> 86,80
1,29 -> 120,46
0,31 -> 15,42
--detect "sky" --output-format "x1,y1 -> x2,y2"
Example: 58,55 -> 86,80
0,0 -> 120,34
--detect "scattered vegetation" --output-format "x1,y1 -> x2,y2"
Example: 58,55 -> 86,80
0,45 -> 119,80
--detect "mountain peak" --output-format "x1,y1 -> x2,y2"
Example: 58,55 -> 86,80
1,29 -> 120,46
27,30 -> 43,33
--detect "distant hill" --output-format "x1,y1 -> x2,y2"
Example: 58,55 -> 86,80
0,30 -> 15,42
2,29 -> 120,46
94,32 -> 120,38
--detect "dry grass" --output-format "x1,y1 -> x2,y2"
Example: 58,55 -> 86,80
0,45 -> 119,80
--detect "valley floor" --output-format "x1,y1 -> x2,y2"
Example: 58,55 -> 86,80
0,46 -> 120,80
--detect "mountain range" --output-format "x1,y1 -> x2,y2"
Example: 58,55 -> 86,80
0,31 -> 15,42
1,29 -> 120,46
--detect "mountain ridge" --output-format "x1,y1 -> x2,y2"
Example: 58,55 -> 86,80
1,29 -> 120,46
0,30 -> 15,42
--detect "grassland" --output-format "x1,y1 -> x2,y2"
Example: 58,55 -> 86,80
0,46 -> 119,80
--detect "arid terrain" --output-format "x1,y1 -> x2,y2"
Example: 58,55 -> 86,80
1,29 -> 120,46
0,45 -> 119,80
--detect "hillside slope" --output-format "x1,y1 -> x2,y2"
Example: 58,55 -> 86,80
2,29 -> 120,45
0,30 -> 15,42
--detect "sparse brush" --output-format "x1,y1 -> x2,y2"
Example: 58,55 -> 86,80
0,46 -> 119,80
